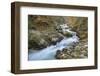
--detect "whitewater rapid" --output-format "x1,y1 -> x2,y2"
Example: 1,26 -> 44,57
28,24 -> 79,60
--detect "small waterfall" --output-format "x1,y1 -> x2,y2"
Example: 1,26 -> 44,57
28,24 -> 79,60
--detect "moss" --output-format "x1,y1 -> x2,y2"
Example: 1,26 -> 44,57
64,32 -> 73,37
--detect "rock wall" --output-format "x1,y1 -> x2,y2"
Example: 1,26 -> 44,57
64,16 -> 88,40
28,15 -> 88,59
28,15 -> 66,50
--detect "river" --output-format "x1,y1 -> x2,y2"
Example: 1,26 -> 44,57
28,24 -> 79,60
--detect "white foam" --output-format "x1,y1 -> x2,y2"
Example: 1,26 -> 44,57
28,24 -> 79,60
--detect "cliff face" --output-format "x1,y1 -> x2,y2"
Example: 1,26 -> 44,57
28,15 -> 73,50
64,16 -> 88,40
28,15 -> 88,59
55,17 -> 88,59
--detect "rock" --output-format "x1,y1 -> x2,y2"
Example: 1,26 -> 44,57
55,40 -> 88,59
28,15 -> 88,54
56,24 -> 73,37
28,29 -> 64,50
64,32 -> 73,37
64,17 -> 88,40
28,15 -> 67,50
28,30 -> 49,50
55,48 -> 72,59
50,36 -> 64,45
55,50 -> 67,59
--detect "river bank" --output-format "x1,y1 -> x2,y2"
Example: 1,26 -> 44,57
28,15 -> 88,60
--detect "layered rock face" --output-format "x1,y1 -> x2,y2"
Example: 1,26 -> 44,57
55,17 -> 88,59
28,29 -> 64,50
28,15 -> 88,59
28,15 -> 73,50
64,16 -> 88,40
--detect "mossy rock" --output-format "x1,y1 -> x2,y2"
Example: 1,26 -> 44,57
64,32 -> 73,38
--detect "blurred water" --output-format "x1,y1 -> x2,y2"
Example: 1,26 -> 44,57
28,24 -> 79,60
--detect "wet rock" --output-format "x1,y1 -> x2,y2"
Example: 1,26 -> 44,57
64,17 -> 88,40
55,50 -> 67,59
28,29 -> 64,50
64,32 -> 73,37
28,30 -> 49,50
28,15 -> 67,50
50,36 -> 64,45
55,41 -> 88,59
56,24 -> 73,37
28,15 -> 88,54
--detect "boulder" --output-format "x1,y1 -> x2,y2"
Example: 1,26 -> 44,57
28,30 -> 49,50
55,41 -> 88,59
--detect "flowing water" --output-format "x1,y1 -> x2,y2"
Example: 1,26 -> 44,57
28,24 -> 79,60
